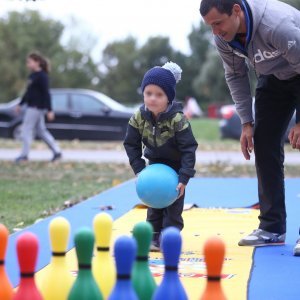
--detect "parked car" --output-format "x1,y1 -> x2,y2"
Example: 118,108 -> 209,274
0,89 -> 134,141
219,104 -> 296,142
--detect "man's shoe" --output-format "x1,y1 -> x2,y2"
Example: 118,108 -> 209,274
238,229 -> 286,246
150,240 -> 160,252
15,156 -> 28,163
294,239 -> 300,256
51,152 -> 62,162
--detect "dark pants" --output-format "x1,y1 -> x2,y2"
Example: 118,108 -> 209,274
254,74 -> 300,234
147,192 -> 185,241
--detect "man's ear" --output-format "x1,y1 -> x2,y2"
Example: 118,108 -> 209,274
232,3 -> 242,16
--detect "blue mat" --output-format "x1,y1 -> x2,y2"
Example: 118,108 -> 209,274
248,178 -> 300,300
6,177 -> 300,300
6,179 -> 138,286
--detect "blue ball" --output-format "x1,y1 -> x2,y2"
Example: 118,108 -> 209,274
136,164 -> 179,209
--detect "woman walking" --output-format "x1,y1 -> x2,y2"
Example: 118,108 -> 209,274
15,52 -> 62,163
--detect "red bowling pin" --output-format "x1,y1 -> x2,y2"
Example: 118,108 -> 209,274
201,236 -> 227,300
0,224 -> 13,300
13,232 -> 43,300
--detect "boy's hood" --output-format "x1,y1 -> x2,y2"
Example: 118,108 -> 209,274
140,101 -> 184,122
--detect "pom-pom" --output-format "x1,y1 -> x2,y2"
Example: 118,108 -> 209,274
162,61 -> 182,83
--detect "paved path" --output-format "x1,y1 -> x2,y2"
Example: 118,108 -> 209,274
1,148 -> 300,165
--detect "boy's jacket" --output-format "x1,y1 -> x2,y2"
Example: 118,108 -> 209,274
123,101 -> 198,185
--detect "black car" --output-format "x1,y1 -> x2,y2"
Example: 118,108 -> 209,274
219,104 -> 296,142
0,89 -> 134,141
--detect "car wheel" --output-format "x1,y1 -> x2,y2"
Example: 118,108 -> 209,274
12,124 -> 22,140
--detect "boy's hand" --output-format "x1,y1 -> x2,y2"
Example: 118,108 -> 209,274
176,182 -> 186,198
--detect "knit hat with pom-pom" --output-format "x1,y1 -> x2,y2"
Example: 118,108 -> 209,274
141,62 -> 182,103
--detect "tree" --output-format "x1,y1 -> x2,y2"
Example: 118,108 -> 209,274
282,0 -> 300,9
0,10 -> 63,101
0,10 -> 100,103
187,22 -> 229,106
99,36 -> 183,104
188,22 -> 213,65
193,51 -> 231,104
51,50 -> 100,89
98,37 -> 140,103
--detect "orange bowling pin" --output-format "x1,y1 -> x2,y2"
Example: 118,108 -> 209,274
0,224 -> 13,300
200,236 -> 227,300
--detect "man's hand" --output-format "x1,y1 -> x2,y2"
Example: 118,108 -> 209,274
176,182 -> 186,198
240,122 -> 254,160
47,111 -> 55,122
288,123 -> 300,150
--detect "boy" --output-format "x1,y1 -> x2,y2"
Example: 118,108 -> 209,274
124,62 -> 198,251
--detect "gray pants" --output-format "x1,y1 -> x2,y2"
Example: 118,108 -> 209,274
20,107 -> 60,157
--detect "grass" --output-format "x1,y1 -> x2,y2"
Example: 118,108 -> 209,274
189,118 -> 242,151
189,118 -> 220,141
0,161 -> 133,231
1,160 -> 299,232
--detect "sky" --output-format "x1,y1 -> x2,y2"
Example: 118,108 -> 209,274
1,0 -> 203,61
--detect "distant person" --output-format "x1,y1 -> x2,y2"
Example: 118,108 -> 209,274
183,96 -> 203,119
15,52 -> 62,163
200,0 -> 300,253
124,62 -> 198,251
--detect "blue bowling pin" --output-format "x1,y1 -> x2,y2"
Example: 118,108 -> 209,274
152,227 -> 188,300
108,236 -> 138,300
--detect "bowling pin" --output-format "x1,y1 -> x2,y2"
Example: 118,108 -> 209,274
152,227 -> 188,300
39,217 -> 74,300
68,227 -> 103,300
108,236 -> 138,300
92,213 -> 115,299
132,222 -> 156,300
13,232 -> 43,300
200,236 -> 226,300
0,224 -> 13,300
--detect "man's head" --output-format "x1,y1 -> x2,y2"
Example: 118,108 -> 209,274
200,0 -> 244,42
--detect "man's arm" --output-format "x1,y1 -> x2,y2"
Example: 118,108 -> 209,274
215,37 -> 254,158
215,36 -> 253,125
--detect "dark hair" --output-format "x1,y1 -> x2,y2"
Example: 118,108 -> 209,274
28,52 -> 51,73
200,0 -> 243,16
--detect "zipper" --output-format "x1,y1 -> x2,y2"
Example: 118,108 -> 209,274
152,125 -> 157,147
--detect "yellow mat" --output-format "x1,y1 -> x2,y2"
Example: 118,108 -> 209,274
36,207 -> 259,300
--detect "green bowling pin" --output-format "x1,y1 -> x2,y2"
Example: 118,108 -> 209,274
132,222 -> 156,300
68,227 -> 103,300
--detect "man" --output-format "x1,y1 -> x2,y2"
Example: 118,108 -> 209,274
200,0 -> 300,254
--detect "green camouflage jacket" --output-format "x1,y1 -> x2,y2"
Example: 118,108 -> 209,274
123,102 -> 198,184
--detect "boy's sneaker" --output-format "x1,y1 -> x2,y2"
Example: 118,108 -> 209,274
150,240 -> 160,252
238,229 -> 286,246
294,239 -> 300,256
